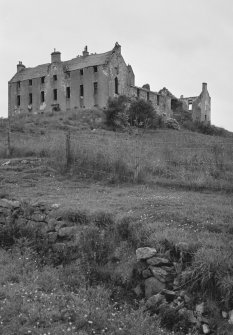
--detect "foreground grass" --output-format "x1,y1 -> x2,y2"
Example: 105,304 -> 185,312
0,246 -> 170,335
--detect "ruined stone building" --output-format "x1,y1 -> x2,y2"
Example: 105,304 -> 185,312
8,42 -> 211,123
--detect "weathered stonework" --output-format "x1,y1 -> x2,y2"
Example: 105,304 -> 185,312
8,42 -> 211,124
8,42 -> 172,117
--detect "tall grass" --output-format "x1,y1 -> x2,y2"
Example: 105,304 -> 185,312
1,114 -> 233,189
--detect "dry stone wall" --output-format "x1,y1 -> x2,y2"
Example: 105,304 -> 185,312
0,198 -> 83,253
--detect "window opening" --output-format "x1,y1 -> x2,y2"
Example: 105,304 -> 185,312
29,93 -> 32,104
41,91 -> 45,103
80,85 -> 84,97
115,77 -> 118,95
66,87 -> 70,99
188,101 -> 192,111
53,89 -> 57,100
94,82 -> 98,95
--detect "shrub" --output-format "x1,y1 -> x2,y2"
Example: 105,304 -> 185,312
58,208 -> 90,225
164,118 -> 180,130
104,95 -> 130,129
92,211 -> 115,229
128,99 -> 156,128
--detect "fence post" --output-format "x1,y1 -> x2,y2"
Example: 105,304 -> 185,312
66,130 -> 71,168
6,118 -> 11,157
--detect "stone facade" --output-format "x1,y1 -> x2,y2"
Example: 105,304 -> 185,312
170,83 -> 211,124
8,42 -> 171,117
8,42 -> 210,123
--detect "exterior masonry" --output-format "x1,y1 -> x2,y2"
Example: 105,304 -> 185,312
8,42 -> 211,123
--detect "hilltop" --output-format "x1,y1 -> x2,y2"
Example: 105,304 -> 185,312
0,110 -> 233,334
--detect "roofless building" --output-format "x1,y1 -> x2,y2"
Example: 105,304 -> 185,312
8,42 -> 211,123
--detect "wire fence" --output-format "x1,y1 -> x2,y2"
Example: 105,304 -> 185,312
1,123 -> 233,181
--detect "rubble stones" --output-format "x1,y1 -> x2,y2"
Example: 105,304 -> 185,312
146,257 -> 170,266
144,277 -> 166,298
149,266 -> 168,282
196,302 -> 205,315
145,293 -> 165,309
0,199 -> 20,208
202,324 -> 210,334
58,227 -> 76,238
136,247 -> 157,261
142,268 -> 152,279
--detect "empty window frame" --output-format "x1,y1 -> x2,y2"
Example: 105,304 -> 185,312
17,95 -> 20,106
17,81 -> 21,89
66,87 -> 71,99
53,89 -> 57,101
41,76 -> 45,84
147,92 -> 150,101
188,101 -> 192,110
80,69 -> 83,76
41,91 -> 45,103
29,93 -> 33,104
80,85 -> 84,97
115,77 -> 118,95
94,82 -> 98,95
93,66 -> 98,73
29,79 -> 32,86
157,95 -> 160,105
137,88 -> 140,98
53,74 -> 57,81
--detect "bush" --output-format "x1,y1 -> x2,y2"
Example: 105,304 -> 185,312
104,95 -> 130,129
164,118 -> 180,130
128,99 -> 156,128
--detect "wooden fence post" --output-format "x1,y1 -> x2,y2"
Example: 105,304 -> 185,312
66,130 -> 71,168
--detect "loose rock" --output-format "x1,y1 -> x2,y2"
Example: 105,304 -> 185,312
149,266 -> 168,282
146,257 -> 170,266
136,247 -> 157,261
144,277 -> 166,298
145,293 -> 165,309
202,324 -> 210,334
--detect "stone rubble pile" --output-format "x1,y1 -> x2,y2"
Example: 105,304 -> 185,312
133,247 -> 232,334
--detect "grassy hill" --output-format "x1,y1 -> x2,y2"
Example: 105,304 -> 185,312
0,110 -> 233,334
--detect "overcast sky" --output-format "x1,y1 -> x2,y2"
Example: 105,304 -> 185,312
1,0 -> 233,131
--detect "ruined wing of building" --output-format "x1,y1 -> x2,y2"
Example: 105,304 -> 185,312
8,42 -> 211,124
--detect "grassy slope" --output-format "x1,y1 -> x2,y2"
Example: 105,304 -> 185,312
0,110 -> 233,333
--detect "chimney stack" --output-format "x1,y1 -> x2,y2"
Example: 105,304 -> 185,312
113,42 -> 121,54
17,61 -> 25,72
83,46 -> 89,57
51,49 -> 61,63
202,82 -> 207,92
